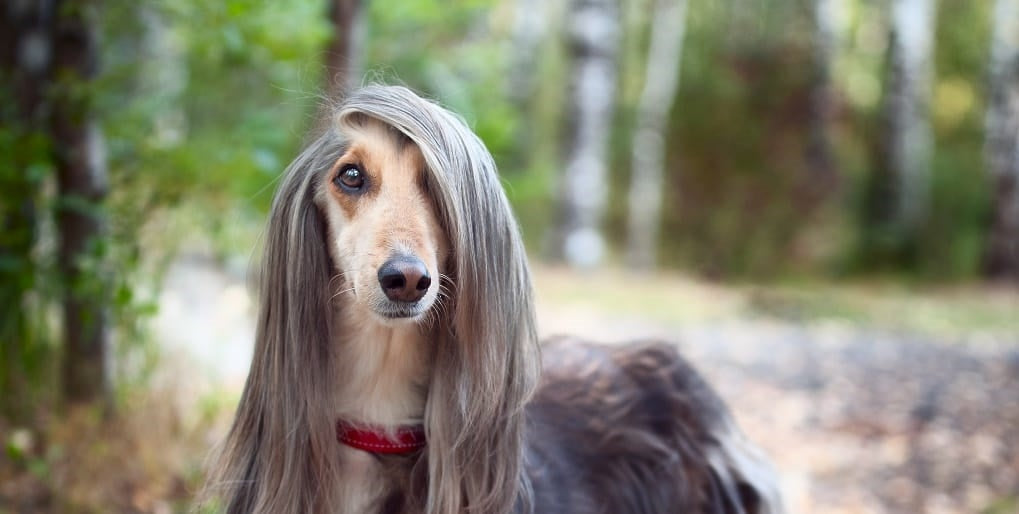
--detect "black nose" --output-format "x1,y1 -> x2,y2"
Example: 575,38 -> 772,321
377,255 -> 431,303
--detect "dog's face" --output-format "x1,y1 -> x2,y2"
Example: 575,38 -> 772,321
317,117 -> 449,323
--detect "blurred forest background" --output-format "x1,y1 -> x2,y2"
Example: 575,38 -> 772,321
2,0 -> 1018,512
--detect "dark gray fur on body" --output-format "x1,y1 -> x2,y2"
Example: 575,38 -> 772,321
524,338 -> 775,514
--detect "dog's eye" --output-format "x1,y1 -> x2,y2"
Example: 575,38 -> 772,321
335,165 -> 365,192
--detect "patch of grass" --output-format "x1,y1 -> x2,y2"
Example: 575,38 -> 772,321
745,281 -> 1019,339
532,264 -> 1019,341
982,496 -> 1019,514
533,265 -> 746,325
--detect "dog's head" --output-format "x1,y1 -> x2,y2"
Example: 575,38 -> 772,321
315,114 -> 449,323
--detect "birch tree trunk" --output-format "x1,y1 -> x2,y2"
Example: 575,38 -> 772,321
625,0 -> 688,269
325,0 -> 364,99
51,0 -> 111,408
984,0 -> 1019,280
805,0 -> 846,203
886,0 -> 936,235
507,0 -> 548,105
553,0 -> 620,268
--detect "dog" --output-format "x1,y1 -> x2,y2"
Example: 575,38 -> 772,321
204,85 -> 783,514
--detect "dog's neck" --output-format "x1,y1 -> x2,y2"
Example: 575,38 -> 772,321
331,300 -> 435,428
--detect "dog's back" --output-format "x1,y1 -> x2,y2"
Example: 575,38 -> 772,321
525,338 -> 783,514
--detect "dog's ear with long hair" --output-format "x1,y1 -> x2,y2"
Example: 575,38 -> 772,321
204,131 -> 347,514
338,85 -> 542,514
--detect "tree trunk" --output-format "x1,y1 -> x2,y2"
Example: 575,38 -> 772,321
552,0 -> 620,268
860,0 -> 936,265
804,0 -> 846,204
507,0 -> 548,105
984,0 -> 1019,281
325,0 -> 364,99
0,0 -> 54,420
51,0 -> 111,408
625,0 -> 688,270
886,0 -> 936,235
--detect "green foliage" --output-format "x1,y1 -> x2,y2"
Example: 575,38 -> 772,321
85,0 -> 336,397
0,80 -> 58,422
638,1 -> 820,277
917,0 -> 992,279
363,0 -> 517,162
102,0 -> 330,219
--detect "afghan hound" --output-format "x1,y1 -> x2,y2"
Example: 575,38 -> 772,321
204,85 -> 783,514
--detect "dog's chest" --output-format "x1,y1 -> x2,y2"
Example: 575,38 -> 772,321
335,447 -> 388,513
335,446 -> 411,514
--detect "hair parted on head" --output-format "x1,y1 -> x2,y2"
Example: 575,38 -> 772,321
204,84 -> 540,514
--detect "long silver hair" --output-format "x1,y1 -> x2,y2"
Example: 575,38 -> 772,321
205,85 -> 541,514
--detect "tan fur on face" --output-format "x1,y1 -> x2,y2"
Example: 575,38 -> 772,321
316,118 -> 450,512
316,117 -> 449,324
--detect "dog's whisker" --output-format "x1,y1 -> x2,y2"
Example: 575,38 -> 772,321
330,286 -> 355,301
422,306 -> 440,329
327,273 -> 347,289
430,296 -> 449,321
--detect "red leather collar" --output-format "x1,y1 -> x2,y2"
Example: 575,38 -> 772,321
336,421 -> 427,455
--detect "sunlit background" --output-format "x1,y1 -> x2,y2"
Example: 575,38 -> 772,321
2,0 -> 1018,512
